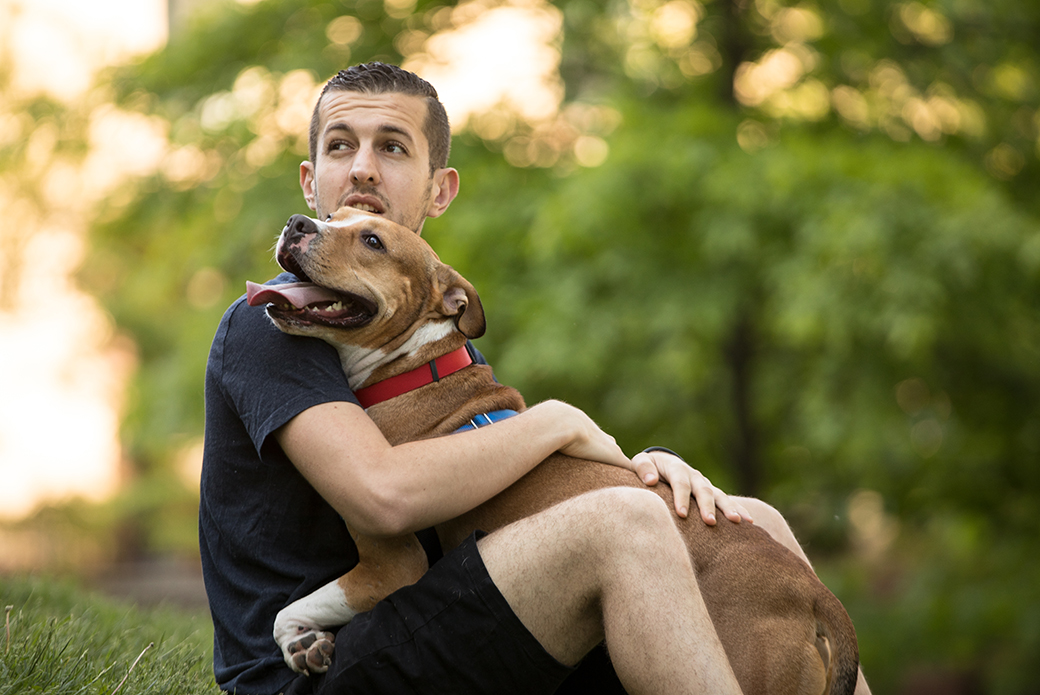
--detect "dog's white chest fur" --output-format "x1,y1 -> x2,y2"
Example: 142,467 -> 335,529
336,319 -> 456,392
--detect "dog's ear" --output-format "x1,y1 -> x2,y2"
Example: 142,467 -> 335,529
436,265 -> 486,339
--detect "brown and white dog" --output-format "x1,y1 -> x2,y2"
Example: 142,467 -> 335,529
246,207 -> 859,695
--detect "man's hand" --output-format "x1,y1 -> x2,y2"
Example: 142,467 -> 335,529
536,402 -> 752,525
535,400 -> 633,470
631,450 -> 754,525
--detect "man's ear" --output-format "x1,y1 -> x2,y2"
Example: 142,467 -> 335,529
300,160 -> 317,211
426,168 -> 460,220
437,265 -> 485,339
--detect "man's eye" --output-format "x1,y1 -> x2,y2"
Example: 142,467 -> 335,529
362,233 -> 385,250
385,142 -> 406,154
328,141 -> 351,152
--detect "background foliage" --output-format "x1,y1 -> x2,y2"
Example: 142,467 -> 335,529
6,0 -> 1039,692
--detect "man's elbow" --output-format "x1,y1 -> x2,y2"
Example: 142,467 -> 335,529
339,489 -> 421,537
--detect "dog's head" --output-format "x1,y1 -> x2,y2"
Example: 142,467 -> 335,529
246,207 -> 485,353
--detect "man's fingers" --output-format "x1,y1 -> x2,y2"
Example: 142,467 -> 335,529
697,477 -> 753,524
635,449 -> 751,525
691,477 -> 718,525
671,476 -> 693,519
631,452 -> 660,486
717,497 -> 754,524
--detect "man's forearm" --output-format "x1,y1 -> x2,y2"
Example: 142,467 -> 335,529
372,402 -> 581,533
277,399 -> 629,536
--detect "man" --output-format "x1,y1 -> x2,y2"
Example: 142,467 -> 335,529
200,63 -> 861,695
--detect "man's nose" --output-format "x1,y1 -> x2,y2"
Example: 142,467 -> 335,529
350,145 -> 380,185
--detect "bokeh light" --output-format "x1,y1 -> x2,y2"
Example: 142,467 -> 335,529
0,0 -> 166,520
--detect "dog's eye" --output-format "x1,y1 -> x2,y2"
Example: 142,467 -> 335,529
362,233 -> 385,251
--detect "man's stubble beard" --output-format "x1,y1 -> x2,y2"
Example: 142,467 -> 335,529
315,179 -> 434,234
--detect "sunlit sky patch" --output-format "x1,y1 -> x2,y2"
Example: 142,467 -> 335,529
404,0 -> 565,130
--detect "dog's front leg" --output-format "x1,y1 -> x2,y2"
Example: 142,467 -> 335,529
274,579 -> 353,675
273,531 -> 430,675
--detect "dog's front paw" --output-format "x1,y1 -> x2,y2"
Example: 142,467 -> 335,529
285,629 -> 336,675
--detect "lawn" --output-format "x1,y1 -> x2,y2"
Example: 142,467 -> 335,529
1,574 -> 218,694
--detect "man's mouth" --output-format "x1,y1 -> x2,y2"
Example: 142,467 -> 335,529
349,202 -> 381,214
341,192 -> 386,216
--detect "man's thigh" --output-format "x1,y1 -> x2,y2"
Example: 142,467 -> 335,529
476,486 -> 677,666
288,532 -> 574,695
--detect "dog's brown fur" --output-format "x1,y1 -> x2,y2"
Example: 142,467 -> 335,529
258,208 -> 859,694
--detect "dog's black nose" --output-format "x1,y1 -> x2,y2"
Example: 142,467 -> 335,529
284,214 -> 319,242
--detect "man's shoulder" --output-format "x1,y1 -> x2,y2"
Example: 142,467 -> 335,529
220,272 -> 298,322
208,272 -> 343,385
215,272 -> 300,343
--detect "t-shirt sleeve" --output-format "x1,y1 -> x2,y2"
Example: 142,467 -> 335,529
215,297 -> 359,454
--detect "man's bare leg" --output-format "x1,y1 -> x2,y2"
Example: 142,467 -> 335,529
477,487 -> 742,695
735,496 -> 873,695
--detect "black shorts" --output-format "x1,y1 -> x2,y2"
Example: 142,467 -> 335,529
282,532 -> 625,695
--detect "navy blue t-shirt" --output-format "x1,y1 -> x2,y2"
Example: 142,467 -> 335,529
199,273 -> 484,694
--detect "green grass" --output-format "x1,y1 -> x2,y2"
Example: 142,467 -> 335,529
0,574 -> 218,694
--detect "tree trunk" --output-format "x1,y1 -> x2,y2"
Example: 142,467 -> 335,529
718,0 -> 753,106
727,312 -> 759,496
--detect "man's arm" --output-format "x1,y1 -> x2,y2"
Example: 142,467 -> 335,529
276,398 -> 632,537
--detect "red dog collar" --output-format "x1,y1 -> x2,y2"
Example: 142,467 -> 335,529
354,346 -> 473,409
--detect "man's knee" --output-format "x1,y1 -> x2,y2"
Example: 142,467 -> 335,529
595,486 -> 671,524
577,487 -> 676,550
482,487 -> 679,576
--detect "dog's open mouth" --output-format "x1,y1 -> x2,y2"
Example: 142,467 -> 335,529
246,281 -> 376,328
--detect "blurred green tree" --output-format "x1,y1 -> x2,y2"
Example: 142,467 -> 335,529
74,0 -> 1040,691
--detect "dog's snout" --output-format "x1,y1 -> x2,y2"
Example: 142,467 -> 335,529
285,214 -> 319,241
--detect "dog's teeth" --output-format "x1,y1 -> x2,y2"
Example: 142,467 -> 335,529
307,302 -> 344,315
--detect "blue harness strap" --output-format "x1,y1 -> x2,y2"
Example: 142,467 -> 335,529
454,409 -> 519,433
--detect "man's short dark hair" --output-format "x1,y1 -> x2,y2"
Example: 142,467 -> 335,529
308,62 -> 451,174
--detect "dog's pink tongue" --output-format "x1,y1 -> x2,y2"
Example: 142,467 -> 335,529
245,281 -> 341,309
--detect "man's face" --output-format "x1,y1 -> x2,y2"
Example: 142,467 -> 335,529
301,91 -> 458,234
